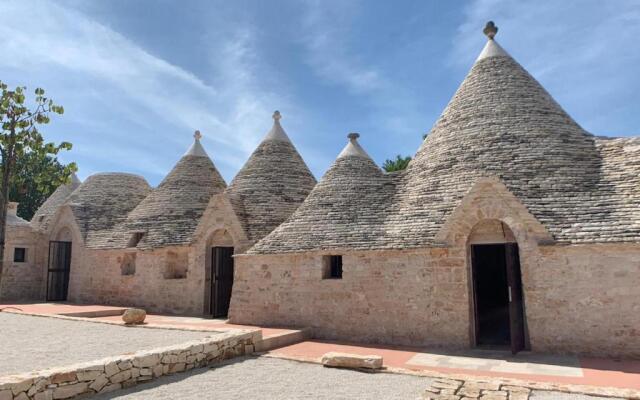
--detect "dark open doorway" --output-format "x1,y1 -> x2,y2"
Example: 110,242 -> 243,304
210,247 -> 234,318
47,241 -> 72,301
471,243 -> 526,354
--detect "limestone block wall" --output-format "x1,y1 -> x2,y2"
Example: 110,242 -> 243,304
0,225 -> 42,301
230,248 -> 472,348
68,247 -> 205,315
230,242 -> 640,357
524,243 -> 640,357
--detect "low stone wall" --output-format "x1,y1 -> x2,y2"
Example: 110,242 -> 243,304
0,329 -> 259,400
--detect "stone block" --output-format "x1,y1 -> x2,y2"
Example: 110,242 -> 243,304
89,375 -> 109,393
432,379 -> 463,391
10,379 -> 33,396
34,390 -> 53,400
152,365 -> 164,378
105,362 -> 120,377
321,352 -> 383,370
0,391 -> 13,400
99,384 -> 121,394
109,370 -> 132,384
52,382 -> 88,399
118,360 -> 133,370
51,372 -> 76,385
168,363 -> 186,374
457,387 -> 481,397
76,370 -> 102,381
463,382 -> 500,391
122,308 -> 146,324
501,386 -> 530,394
134,354 -> 160,368
140,368 -> 152,376
14,392 -> 29,400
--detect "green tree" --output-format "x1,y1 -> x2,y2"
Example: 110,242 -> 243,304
0,82 -> 74,288
382,155 -> 412,172
7,152 -> 73,221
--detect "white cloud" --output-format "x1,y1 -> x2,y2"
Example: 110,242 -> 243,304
0,0 -> 295,182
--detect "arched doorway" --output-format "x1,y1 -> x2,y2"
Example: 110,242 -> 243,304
469,220 -> 526,353
47,227 -> 73,301
204,230 -> 235,318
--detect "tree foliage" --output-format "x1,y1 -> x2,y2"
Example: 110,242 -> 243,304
5,152 -> 72,220
382,155 -> 412,172
0,81 -> 75,286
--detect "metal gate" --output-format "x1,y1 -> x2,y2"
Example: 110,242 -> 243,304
211,247 -> 234,318
47,241 -> 72,301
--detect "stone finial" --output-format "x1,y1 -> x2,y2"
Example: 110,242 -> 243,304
348,132 -> 360,141
273,110 -> 282,122
483,21 -> 498,40
194,130 -> 202,140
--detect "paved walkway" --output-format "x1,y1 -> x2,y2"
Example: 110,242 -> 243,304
3,302 -> 638,398
91,357 -> 618,400
268,340 -> 640,393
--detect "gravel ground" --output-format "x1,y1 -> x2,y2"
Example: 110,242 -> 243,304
95,356 -> 433,400
0,312 -> 217,376
93,356 -> 621,400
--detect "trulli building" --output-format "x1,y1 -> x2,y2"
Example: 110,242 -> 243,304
1,24 -> 638,357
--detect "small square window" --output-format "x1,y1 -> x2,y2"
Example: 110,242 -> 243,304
13,248 -> 26,263
322,255 -> 343,279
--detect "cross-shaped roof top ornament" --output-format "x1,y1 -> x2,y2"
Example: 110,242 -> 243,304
273,110 -> 282,121
194,130 -> 202,140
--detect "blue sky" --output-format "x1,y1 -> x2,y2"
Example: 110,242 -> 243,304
1,0 -> 639,185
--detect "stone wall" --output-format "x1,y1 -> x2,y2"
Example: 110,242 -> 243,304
230,241 -> 640,358
0,328 -> 258,400
0,224 -> 43,302
230,248 -> 472,348
60,203 -> 251,316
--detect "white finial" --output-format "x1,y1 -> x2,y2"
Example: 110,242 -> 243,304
184,130 -> 209,157
264,110 -> 291,142
337,132 -> 371,159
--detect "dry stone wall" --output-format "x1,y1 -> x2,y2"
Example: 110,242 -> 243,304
0,330 -> 258,400
0,225 -> 43,301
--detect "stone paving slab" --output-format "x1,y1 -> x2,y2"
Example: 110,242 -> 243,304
0,312 -> 218,376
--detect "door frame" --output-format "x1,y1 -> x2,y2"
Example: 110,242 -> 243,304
46,240 -> 72,302
470,242 -> 527,353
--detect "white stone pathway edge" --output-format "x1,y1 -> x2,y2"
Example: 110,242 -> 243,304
0,329 -> 260,400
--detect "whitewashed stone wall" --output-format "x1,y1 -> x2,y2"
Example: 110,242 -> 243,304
0,328 -> 258,400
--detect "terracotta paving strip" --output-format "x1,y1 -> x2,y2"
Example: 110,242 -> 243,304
267,340 -> 640,398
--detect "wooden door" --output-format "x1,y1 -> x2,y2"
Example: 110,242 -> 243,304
505,243 -> 525,354
47,241 -> 72,301
211,247 -> 234,318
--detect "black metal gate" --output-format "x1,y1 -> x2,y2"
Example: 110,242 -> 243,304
211,247 -> 234,318
47,241 -> 72,301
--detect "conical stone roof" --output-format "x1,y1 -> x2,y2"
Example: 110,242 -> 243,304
225,111 -> 316,242
250,133 -> 397,253
117,132 -> 227,249
31,173 -> 81,231
65,173 -> 151,248
384,24 -> 638,246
